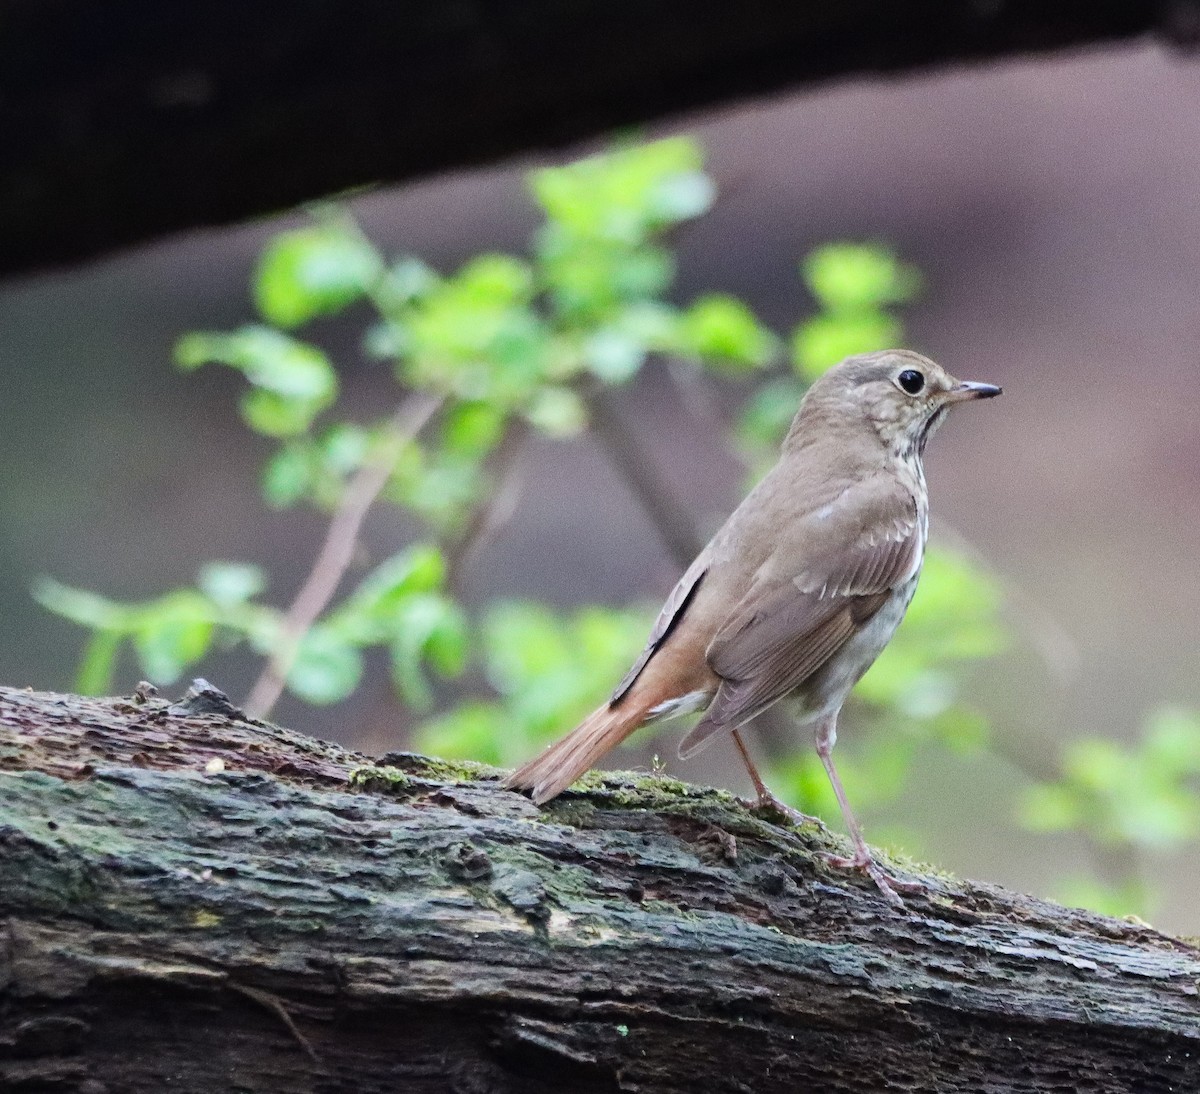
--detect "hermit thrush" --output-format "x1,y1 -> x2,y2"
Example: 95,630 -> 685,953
506,350 -> 1001,904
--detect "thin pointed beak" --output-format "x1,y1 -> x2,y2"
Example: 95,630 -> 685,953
947,380 -> 1002,403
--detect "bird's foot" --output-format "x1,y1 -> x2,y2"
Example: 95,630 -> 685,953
821,847 -> 924,909
747,790 -> 827,831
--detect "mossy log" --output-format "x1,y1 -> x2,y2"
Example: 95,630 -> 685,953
1,682 -> 1198,1093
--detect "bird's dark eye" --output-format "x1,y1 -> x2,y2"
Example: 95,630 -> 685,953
897,369 -> 925,395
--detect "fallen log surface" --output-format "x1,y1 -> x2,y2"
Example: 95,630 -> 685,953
1,682 -> 1197,1093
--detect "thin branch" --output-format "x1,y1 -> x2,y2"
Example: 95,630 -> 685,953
444,417 -> 532,599
244,393 -> 443,719
582,381 -> 705,568
664,358 -> 737,442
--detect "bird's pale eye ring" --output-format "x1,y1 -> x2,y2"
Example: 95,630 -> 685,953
896,369 -> 925,395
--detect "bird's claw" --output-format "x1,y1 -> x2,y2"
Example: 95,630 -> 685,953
747,791 -> 827,831
821,848 -> 924,908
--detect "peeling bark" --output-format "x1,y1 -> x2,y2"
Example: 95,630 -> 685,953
0,683 -> 1198,1092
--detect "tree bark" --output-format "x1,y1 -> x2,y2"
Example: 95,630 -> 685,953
1,682 -> 1197,1093
2,1 -> 1195,280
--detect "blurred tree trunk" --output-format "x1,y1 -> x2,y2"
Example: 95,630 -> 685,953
2,1 -> 1194,278
1,683 -> 1197,1092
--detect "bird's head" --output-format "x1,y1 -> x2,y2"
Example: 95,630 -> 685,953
797,349 -> 1001,459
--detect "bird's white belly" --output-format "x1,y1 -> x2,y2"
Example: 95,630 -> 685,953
794,572 -> 920,724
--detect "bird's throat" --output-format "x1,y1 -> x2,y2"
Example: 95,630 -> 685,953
912,406 -> 947,458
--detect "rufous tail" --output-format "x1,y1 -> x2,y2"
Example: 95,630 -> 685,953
504,700 -> 648,804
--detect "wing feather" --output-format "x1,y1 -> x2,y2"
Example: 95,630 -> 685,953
610,555 -> 707,704
678,478 -> 922,756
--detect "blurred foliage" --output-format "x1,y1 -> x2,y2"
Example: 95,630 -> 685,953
413,602 -> 652,767
1017,706 -> 1200,915
35,136 -> 1199,921
1021,707 -> 1200,850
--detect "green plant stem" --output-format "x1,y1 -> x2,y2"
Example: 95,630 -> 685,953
244,393 -> 443,718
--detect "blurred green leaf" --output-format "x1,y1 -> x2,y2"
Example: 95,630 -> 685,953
320,424 -> 370,476
1144,707 -> 1200,775
530,139 -> 712,328
332,546 -> 447,643
481,602 -> 560,691
1019,783 -> 1083,833
176,326 -> 337,436
1053,875 -> 1151,920
653,169 -> 717,222
364,320 -> 410,361
538,236 -> 675,321
790,244 -> 920,380
734,378 -> 807,453
1021,704 -> 1200,857
378,256 -> 439,310
33,577 -> 128,631
415,701 -> 507,766
389,593 -> 469,710
197,562 -> 266,608
441,402 -> 507,458
524,387 -> 588,437
1113,787 -> 1199,849
239,388 -> 320,437
928,706 -> 991,754
857,547 -> 1006,715
177,326 -> 334,398
678,295 -> 777,371
262,442 -> 315,508
803,244 -> 921,311
288,626 -> 363,704
531,137 -> 713,244
389,448 -> 485,532
1063,738 -> 1124,792
76,631 -> 122,696
254,222 -> 383,328
417,601 -> 650,766
131,591 -> 216,684
767,751 -> 840,818
792,312 -> 903,381
404,255 -> 550,404
583,326 -> 646,383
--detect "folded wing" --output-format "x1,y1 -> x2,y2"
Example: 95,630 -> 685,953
679,478 -> 921,757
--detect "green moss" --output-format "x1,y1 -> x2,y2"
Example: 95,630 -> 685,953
415,756 -> 497,782
880,846 -> 957,885
348,765 -> 412,792
349,754 -> 513,800
570,768 -> 737,809
371,751 -> 501,783
537,798 -> 598,827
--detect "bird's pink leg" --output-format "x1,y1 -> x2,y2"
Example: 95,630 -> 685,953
814,715 -> 922,907
731,727 -> 824,828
